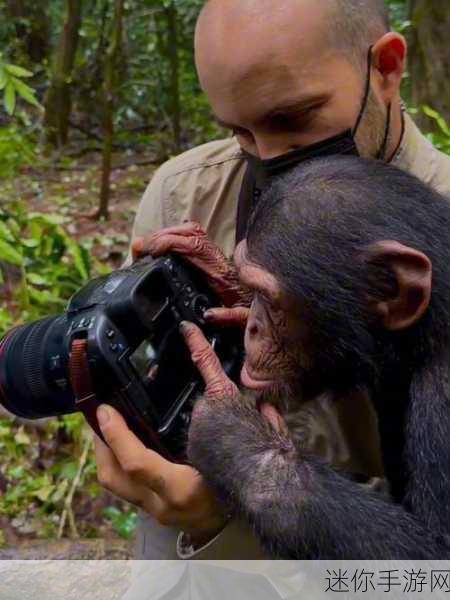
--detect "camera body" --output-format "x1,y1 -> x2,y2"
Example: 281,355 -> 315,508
0,255 -> 244,460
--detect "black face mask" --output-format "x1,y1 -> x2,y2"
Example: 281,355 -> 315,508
236,47 -> 391,242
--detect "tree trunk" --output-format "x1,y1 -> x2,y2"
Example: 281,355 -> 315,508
6,0 -> 50,63
98,0 -> 125,220
408,0 -> 450,129
42,0 -> 82,150
164,2 -> 181,154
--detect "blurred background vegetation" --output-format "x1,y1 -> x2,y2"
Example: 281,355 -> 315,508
0,0 -> 448,555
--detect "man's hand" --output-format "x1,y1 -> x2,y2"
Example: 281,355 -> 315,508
94,405 -> 227,543
132,222 -> 252,308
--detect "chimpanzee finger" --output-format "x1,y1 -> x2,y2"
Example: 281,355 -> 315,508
204,307 -> 250,329
131,223 -> 206,261
148,222 -> 205,241
179,321 -> 228,387
142,235 -> 226,291
259,403 -> 289,434
143,233 -> 204,259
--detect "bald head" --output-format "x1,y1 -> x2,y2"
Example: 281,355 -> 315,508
197,0 -> 390,69
195,0 -> 402,162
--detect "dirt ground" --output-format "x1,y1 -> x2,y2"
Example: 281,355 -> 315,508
3,150 -> 159,268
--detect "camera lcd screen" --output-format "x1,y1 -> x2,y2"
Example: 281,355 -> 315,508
130,339 -> 157,378
129,329 -> 197,424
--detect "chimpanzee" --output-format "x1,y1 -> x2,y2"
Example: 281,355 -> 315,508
181,156 -> 450,559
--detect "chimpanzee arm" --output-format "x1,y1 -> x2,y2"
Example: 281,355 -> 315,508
187,395 -> 449,560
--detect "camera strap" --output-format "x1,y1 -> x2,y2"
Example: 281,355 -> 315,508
69,338 -> 104,441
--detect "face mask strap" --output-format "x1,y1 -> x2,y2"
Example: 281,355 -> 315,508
352,45 -> 374,138
376,102 -> 392,160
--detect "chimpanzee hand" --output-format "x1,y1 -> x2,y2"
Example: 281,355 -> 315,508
180,321 -> 240,401
180,320 -> 287,429
132,222 -> 252,308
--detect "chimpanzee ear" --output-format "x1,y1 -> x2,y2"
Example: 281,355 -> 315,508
367,240 -> 432,331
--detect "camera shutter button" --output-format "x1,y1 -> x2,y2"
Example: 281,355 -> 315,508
191,295 -> 210,320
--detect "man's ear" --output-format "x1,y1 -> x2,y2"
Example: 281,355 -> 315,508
367,240 -> 432,331
371,32 -> 407,104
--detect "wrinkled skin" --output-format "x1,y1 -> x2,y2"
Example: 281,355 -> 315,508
235,241 -> 312,397
179,217 -> 449,560
132,222 -> 253,310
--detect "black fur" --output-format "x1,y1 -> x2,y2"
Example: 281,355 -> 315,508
188,396 -> 448,559
188,157 -> 450,559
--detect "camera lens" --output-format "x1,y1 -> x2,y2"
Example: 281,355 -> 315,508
0,316 -> 76,419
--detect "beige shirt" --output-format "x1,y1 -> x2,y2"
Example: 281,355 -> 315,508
131,114 -> 450,559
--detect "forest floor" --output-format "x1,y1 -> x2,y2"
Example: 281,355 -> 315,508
3,150 -> 158,268
0,150 -> 160,559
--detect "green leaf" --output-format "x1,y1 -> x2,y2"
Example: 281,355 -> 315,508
29,212 -> 67,225
422,105 -> 450,136
4,64 -> 33,78
0,68 -> 7,91
0,220 -> 15,242
22,239 -> 40,248
61,461 -> 79,481
8,466 -> 25,480
51,479 -> 69,503
0,238 -> 22,265
33,484 -> 55,502
12,78 -> 41,109
4,81 -> 16,115
27,273 -> 48,286
103,507 -> 138,539
65,236 -> 90,280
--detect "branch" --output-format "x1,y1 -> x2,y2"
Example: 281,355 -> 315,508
57,432 -> 92,540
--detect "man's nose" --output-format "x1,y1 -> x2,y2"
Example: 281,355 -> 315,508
255,135 -> 295,160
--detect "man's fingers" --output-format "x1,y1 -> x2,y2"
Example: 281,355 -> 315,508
180,322 -> 227,386
204,307 -> 250,328
94,434 -> 145,505
96,405 -> 171,493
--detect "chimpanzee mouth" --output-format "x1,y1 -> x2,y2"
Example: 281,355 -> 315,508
240,362 -> 278,391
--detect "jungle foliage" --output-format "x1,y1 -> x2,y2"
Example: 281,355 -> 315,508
0,0 -> 448,550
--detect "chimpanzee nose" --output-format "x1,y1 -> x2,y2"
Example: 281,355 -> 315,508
247,322 -> 259,338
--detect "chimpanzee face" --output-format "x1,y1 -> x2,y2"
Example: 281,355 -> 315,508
234,237 -> 433,402
234,241 -> 313,395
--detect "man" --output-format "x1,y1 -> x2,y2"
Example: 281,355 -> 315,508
94,0 -> 450,560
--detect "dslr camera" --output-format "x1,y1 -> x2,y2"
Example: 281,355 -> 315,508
0,255 -> 243,460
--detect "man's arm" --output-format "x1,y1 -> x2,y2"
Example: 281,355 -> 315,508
122,165 -> 168,268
